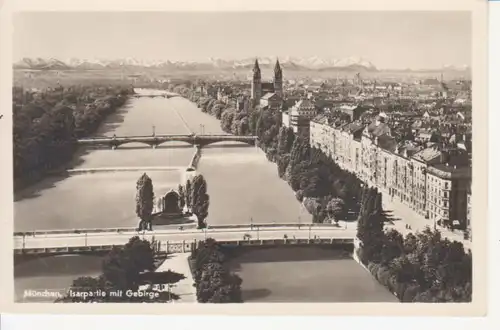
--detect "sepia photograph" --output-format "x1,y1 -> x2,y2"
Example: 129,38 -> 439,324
2,2 -> 488,314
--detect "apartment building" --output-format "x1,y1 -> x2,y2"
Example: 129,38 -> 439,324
309,115 -> 472,230
426,164 -> 471,229
310,115 -> 336,157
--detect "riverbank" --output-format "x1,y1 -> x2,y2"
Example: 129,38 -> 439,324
188,146 -> 201,169
13,85 -> 135,191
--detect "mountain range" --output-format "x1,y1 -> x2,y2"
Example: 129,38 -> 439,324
13,56 -> 470,73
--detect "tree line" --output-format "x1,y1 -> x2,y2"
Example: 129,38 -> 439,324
356,186 -> 472,302
171,85 -> 256,137
13,84 -> 134,189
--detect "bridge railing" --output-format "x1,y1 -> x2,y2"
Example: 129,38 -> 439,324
14,237 -> 355,256
77,134 -> 258,141
13,223 -> 341,237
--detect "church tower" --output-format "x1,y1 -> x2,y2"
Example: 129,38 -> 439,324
251,59 -> 262,102
273,59 -> 283,98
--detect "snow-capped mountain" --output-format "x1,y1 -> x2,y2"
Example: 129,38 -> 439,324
14,56 -> 378,71
333,56 -> 377,70
12,56 -> 470,72
442,64 -> 470,71
15,57 -> 70,70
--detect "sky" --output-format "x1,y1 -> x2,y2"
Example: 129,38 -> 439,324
13,11 -> 471,70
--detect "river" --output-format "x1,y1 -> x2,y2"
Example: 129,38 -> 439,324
14,88 -> 311,232
14,88 -> 395,303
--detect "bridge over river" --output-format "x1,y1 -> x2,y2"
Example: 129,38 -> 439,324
131,93 -> 180,99
13,224 -> 356,257
77,134 -> 258,149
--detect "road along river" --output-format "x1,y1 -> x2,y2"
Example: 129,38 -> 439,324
13,88 -> 396,303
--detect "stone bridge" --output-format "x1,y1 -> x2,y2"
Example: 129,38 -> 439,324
77,134 -> 258,149
132,94 -> 180,99
13,224 -> 356,259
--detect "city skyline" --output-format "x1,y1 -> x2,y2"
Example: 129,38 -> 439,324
13,11 -> 471,70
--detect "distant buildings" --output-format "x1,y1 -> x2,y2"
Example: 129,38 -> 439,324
336,104 -> 367,122
282,98 -> 317,136
310,114 -> 471,231
260,92 -> 282,110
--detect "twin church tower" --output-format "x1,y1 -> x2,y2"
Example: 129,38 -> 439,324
251,59 -> 283,103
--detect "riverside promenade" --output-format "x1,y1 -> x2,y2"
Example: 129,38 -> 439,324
381,192 -> 471,251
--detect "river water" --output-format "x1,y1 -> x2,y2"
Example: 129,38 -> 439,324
13,88 -> 395,303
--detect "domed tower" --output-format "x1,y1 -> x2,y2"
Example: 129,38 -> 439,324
274,59 -> 283,98
251,59 -> 262,102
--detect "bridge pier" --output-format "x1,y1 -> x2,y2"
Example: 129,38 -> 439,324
111,146 -> 117,150
152,144 -> 157,149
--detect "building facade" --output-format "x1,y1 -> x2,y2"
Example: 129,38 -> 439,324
283,99 -> 317,136
309,116 -> 472,230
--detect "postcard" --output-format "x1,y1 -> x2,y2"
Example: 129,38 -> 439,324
0,0 -> 489,316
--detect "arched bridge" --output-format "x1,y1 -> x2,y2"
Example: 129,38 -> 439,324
13,224 -> 356,258
77,134 -> 258,149
132,94 -> 180,99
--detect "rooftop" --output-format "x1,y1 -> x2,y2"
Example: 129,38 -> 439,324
377,134 -> 397,152
412,146 -> 442,163
366,120 -> 391,137
311,114 -> 330,125
342,121 -> 364,134
427,163 -> 471,179
261,92 -> 280,100
339,104 -> 357,111
294,99 -> 315,110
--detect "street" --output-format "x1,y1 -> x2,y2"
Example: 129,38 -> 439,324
14,226 -> 357,250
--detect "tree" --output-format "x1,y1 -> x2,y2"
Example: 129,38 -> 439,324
197,262 -> 242,303
289,136 -> 311,168
286,160 -> 310,191
135,173 -> 154,231
300,164 -> 332,198
178,184 -> 186,210
390,255 -> 417,284
326,198 -> 345,225
302,197 -> 327,223
191,174 -> 210,229
185,180 -> 192,211
220,108 -> 235,133
276,154 -> 290,178
381,229 -> 404,265
101,237 -> 155,291
277,126 -> 295,156
59,236 -> 184,303
248,109 -> 260,135
191,239 -> 242,303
